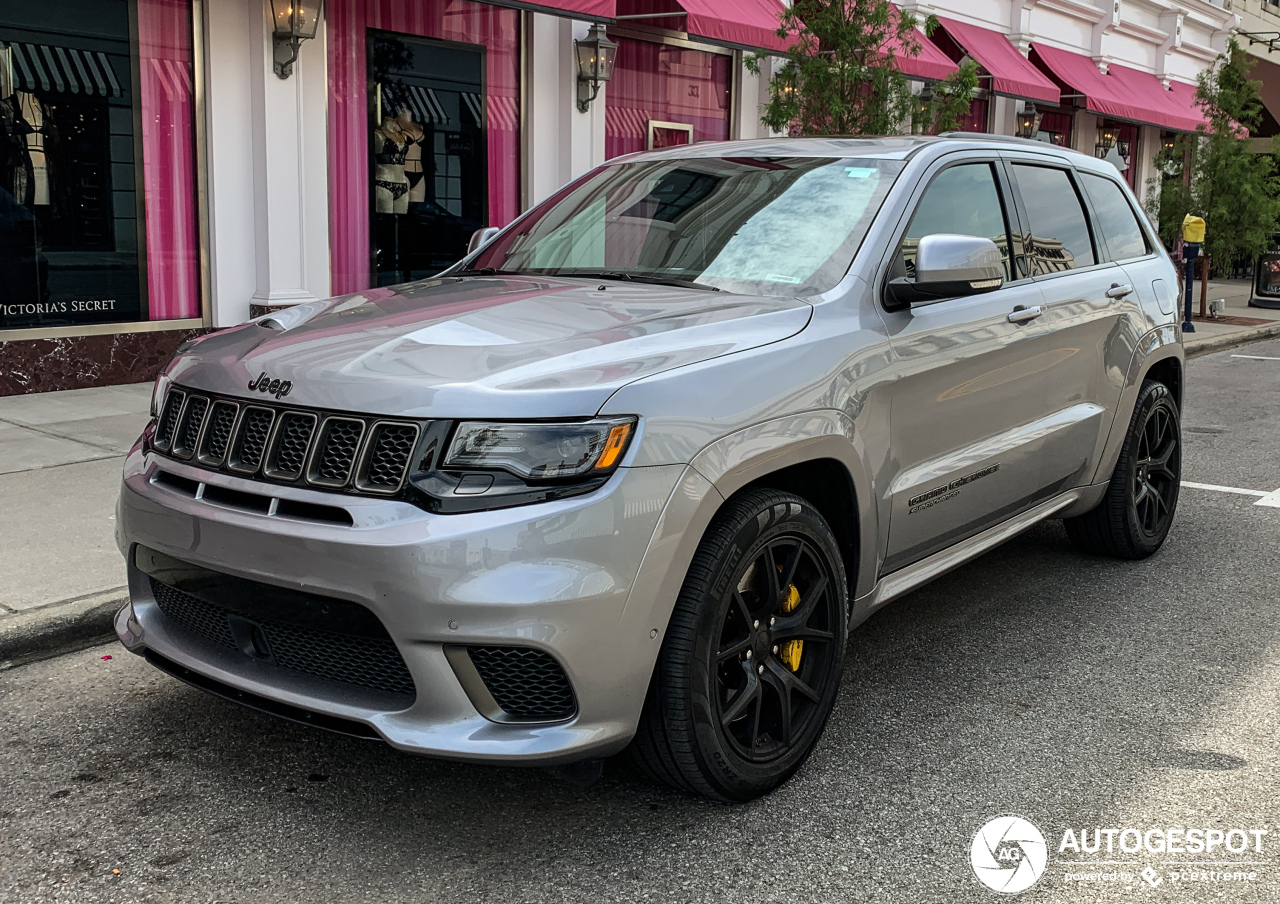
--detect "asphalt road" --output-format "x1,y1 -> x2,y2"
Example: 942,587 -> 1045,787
3,340 -> 1280,904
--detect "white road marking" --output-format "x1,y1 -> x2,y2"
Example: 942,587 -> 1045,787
1181,481 -> 1269,497
1230,354 -> 1280,361
1182,480 -> 1280,507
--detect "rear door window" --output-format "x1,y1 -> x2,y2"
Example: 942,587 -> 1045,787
1079,172 -> 1150,261
893,162 -> 1015,282
1010,164 -> 1096,274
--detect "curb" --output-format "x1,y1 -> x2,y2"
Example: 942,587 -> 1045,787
1185,321 -> 1280,358
0,588 -> 125,670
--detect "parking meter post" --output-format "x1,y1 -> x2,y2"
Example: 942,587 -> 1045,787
1181,215 -> 1206,333
1182,243 -> 1199,333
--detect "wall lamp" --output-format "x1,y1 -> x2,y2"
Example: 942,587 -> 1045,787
270,0 -> 323,79
1095,125 -> 1117,157
1015,102 -> 1043,139
575,23 -> 618,113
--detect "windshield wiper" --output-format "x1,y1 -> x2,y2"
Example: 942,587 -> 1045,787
452,267 -> 526,277
556,271 -> 720,291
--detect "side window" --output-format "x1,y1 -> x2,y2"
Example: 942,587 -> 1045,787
1010,164 -> 1096,274
1080,172 -> 1150,261
894,163 -> 1014,283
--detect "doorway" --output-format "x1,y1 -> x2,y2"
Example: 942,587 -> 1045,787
368,31 -> 486,286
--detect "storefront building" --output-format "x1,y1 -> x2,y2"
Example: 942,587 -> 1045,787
905,0 -> 1237,198
1,0 -> 205,393
0,0 -> 1236,395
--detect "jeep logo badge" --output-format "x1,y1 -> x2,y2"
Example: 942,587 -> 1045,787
247,371 -> 293,399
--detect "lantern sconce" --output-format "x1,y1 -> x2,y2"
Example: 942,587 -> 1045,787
270,0 -> 323,80
1015,102 -> 1043,139
1095,125 -> 1117,157
575,24 -> 618,113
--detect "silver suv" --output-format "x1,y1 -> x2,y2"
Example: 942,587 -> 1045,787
116,136 -> 1183,801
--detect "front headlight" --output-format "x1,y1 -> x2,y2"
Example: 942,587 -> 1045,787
444,417 -> 636,481
150,373 -> 172,418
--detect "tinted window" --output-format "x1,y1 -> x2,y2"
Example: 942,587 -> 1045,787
1011,164 -> 1096,274
895,163 -> 1013,282
1080,172 -> 1149,261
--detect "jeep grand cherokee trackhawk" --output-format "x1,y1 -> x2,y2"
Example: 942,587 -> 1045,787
115,136 -> 1183,801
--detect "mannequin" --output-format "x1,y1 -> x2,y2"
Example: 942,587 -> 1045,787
17,92 -> 49,206
373,116 -> 410,215
396,108 -> 427,204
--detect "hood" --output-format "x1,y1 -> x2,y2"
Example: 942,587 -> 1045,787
169,275 -> 812,418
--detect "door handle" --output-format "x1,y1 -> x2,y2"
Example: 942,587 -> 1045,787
1106,283 -> 1134,299
1007,305 -> 1043,324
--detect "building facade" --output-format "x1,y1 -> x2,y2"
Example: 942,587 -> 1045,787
0,0 -> 1238,395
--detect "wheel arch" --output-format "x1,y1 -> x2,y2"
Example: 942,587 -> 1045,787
687,412 -> 879,602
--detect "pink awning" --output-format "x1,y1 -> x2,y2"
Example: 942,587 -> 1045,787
490,0 -> 616,18
614,0 -> 788,52
679,0 -> 790,52
886,5 -> 959,82
1031,43 -> 1207,132
935,17 -> 1058,104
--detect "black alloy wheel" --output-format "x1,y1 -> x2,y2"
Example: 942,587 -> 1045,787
629,489 -> 848,801
1131,394 -> 1180,538
1065,379 -> 1181,559
715,535 -> 840,763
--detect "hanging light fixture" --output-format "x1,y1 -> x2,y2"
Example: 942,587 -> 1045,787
574,24 -> 618,113
1095,125 -> 1117,157
915,84 -> 934,133
1015,103 -> 1043,139
269,0 -> 323,80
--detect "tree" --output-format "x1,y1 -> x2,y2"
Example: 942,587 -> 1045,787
745,0 -> 979,137
1147,40 -> 1280,268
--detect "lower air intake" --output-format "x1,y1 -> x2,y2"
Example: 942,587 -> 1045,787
149,577 -> 415,699
467,646 -> 577,721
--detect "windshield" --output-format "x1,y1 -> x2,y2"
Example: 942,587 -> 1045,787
468,155 -> 904,296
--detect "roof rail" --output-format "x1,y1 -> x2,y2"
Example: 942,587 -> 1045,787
935,131 -> 1088,155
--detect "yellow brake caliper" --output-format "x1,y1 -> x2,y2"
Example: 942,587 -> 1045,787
779,583 -> 803,672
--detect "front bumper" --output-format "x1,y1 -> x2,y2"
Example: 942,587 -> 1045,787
115,444 -> 690,765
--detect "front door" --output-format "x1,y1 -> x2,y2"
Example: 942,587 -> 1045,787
880,157 -> 1059,573
368,32 -> 487,285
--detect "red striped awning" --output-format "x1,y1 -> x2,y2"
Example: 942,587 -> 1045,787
886,6 -> 959,82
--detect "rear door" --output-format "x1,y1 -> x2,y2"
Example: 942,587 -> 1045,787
1001,155 -> 1135,495
879,155 -> 1055,574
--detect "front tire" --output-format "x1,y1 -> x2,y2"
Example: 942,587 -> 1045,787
1065,379 -> 1181,559
629,489 -> 848,801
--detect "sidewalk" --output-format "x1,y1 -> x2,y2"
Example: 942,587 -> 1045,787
0,383 -> 150,667
1182,278 -> 1280,356
2,288 -> 1278,668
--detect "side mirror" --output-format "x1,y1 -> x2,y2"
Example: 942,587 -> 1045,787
467,226 -> 501,255
885,233 -> 1005,310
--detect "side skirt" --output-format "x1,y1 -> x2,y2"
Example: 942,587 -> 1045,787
849,490 -> 1081,628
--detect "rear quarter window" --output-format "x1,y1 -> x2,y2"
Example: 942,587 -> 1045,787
1079,172 -> 1150,261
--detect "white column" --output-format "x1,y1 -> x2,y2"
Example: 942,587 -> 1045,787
732,54 -> 775,140
203,0 -> 256,326
246,0 -> 331,312
203,0 -> 331,324
524,13 -> 605,209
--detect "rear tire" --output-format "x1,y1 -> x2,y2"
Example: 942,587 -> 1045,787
629,489 -> 848,801
1064,380 -> 1180,559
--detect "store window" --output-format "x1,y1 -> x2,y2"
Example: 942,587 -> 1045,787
1035,109 -> 1072,147
0,0 -> 199,331
954,96 -> 988,133
328,0 -> 520,293
605,37 -> 731,160
1096,118 -> 1138,189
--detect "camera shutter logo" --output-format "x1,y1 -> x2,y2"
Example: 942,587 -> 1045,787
971,815 -> 1049,894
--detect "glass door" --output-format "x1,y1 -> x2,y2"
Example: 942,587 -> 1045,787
368,31 -> 486,286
